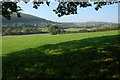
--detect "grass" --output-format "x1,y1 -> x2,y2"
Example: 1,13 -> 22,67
2,30 -> 119,55
64,28 -> 81,31
2,30 -> 120,79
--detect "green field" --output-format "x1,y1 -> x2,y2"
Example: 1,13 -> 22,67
2,30 -> 119,55
64,28 -> 81,31
2,30 -> 120,79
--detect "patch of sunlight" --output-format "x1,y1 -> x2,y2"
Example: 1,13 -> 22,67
46,49 -> 62,55
112,74 -> 120,78
98,48 -> 104,50
17,76 -> 20,79
101,51 -> 109,53
116,61 -> 119,64
101,58 -> 113,62
105,43 -> 110,45
24,68 -> 35,72
100,69 -> 108,72
81,46 -> 92,50
98,50 -> 109,54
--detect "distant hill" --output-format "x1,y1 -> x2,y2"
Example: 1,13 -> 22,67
58,22 -> 118,29
2,13 -> 119,35
2,13 -> 118,29
2,13 -> 55,25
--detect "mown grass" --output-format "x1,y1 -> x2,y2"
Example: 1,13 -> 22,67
2,30 -> 119,55
2,30 -> 120,79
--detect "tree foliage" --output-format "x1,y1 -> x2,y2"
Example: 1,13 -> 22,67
48,26 -> 61,35
1,0 -> 120,20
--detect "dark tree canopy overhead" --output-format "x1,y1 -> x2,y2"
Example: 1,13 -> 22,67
1,0 -> 120,20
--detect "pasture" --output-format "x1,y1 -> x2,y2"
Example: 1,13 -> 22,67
2,30 -> 119,55
2,30 -> 120,79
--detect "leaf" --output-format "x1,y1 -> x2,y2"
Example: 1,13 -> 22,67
46,2 -> 50,6
17,13 -> 21,17
33,5 -> 38,9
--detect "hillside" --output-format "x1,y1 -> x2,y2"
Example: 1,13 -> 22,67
2,13 -> 119,35
2,13 -> 55,24
2,13 -> 118,28
58,22 -> 118,29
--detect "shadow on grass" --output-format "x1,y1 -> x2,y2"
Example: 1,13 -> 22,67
2,35 -> 120,80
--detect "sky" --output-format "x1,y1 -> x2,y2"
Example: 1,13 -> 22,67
18,2 -> 118,23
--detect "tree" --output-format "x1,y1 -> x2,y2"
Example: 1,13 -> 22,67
4,28 -> 12,35
1,0 -> 120,20
48,26 -> 61,35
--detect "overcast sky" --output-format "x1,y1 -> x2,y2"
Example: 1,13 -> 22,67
18,2 -> 118,23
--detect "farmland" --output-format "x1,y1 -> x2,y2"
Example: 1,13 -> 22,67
2,30 -> 120,79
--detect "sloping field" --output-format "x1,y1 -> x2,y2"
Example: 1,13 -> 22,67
2,30 -> 120,79
2,30 -> 119,55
